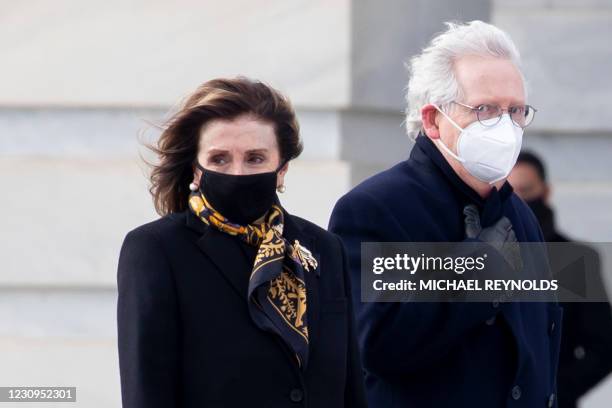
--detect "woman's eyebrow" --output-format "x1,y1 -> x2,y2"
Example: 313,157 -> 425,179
205,148 -> 269,155
245,148 -> 269,154
206,148 -> 229,155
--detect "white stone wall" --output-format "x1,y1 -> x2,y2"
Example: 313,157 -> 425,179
0,0 -> 351,108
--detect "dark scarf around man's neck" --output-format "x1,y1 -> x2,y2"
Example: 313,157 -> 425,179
412,133 -> 514,228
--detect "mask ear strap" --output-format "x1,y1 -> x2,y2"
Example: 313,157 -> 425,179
434,137 -> 465,163
431,104 -> 466,164
433,104 -> 464,133
194,161 -> 206,172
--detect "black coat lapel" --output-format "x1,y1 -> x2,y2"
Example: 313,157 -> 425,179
184,210 -> 251,300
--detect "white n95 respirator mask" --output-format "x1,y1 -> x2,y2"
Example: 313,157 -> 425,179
433,105 -> 523,184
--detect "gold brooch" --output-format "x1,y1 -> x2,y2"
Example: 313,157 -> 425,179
292,240 -> 318,272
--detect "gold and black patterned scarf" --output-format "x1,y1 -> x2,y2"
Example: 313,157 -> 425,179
188,191 -> 318,369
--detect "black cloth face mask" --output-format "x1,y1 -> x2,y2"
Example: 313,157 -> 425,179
196,161 -> 284,225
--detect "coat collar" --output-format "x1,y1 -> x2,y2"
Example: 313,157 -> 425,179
411,133 -> 515,228
180,206 -> 318,298
182,205 -> 315,251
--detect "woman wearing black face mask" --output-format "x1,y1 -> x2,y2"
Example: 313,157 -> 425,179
116,77 -> 367,408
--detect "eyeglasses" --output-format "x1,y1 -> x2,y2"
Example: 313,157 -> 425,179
452,101 -> 537,129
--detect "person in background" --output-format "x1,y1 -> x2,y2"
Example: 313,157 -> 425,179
329,21 -> 562,407
509,150 -> 612,408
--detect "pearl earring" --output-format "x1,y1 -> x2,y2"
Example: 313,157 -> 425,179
189,182 -> 199,192
277,185 -> 286,193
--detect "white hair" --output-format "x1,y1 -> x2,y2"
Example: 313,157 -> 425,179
404,20 -> 526,139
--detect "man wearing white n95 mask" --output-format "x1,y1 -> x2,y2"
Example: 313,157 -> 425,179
329,21 -> 562,408
425,56 -> 532,190
432,101 -> 526,185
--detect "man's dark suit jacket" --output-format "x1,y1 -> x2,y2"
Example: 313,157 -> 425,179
117,207 -> 367,408
329,134 -> 563,408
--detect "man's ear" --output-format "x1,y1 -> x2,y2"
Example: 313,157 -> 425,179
421,104 -> 440,139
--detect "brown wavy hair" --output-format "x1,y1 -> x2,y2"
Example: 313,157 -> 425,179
145,77 -> 303,216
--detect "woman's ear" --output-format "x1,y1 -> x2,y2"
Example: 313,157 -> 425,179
192,162 -> 202,188
276,161 -> 289,188
421,104 -> 441,139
